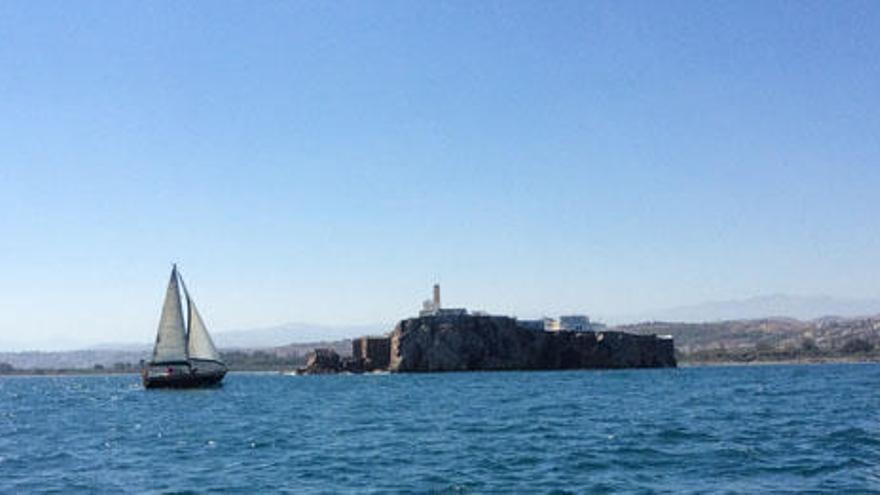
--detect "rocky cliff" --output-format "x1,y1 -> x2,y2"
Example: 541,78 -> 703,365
388,315 -> 676,372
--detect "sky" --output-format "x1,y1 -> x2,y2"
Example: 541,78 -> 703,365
1,1 -> 879,349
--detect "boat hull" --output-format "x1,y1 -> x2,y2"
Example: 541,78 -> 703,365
142,361 -> 227,389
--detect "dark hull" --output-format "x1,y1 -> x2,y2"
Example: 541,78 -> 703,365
142,363 -> 227,389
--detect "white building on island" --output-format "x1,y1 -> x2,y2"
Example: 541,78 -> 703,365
519,315 -> 601,332
419,284 -> 467,317
415,285 -> 601,331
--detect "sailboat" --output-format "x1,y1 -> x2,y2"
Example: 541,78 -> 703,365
142,265 -> 227,389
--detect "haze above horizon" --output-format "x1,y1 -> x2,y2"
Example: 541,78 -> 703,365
2,1 -> 879,349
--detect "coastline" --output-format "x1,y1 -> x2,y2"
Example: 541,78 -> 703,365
3,358 -> 879,377
680,356 -> 880,367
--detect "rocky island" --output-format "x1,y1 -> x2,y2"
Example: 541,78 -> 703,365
299,285 -> 676,374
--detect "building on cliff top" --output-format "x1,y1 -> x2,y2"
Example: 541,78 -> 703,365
518,315 -> 605,332
419,283 -> 467,317
559,315 -> 590,331
415,285 -> 604,334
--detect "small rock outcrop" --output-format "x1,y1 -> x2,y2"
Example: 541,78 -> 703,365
298,348 -> 342,374
388,315 -> 676,372
297,348 -> 367,374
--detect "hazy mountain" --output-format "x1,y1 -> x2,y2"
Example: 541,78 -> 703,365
0,339 -> 354,370
73,322 -> 386,353
0,349 -> 148,370
4,310 -> 880,369
74,322 -> 387,354
621,294 -> 880,324
213,322 -> 388,349
7,294 -> 879,361
0,322 -> 378,369
89,342 -> 152,352
0,336 -> 94,352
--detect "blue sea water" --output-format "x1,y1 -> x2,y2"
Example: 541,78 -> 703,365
1,364 -> 878,493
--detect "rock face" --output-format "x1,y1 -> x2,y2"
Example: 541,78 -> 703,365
389,315 -> 676,372
298,348 -> 366,374
300,348 -> 343,374
351,336 -> 391,371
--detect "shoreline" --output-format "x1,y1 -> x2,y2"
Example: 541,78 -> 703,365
680,356 -> 880,367
2,359 -> 879,377
0,369 -> 291,377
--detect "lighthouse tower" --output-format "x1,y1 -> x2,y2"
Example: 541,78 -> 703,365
419,283 -> 466,317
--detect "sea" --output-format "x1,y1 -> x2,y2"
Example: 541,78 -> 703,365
1,364 -> 878,494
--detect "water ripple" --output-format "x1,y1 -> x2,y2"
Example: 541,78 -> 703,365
0,365 -> 879,493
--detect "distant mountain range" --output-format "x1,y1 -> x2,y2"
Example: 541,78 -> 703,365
4,294 -> 880,367
214,322 -> 388,348
5,301 -> 880,369
83,322 -> 388,353
617,294 -> 880,324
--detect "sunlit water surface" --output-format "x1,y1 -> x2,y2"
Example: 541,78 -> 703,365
1,364 -> 878,493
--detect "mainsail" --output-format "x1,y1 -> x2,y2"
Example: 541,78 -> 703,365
151,266 -> 188,363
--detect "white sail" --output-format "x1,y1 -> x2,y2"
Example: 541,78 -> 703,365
180,277 -> 222,362
151,266 -> 188,363
185,295 -> 222,361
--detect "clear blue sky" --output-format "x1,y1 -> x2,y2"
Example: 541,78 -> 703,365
1,1 -> 879,349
